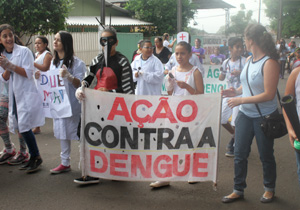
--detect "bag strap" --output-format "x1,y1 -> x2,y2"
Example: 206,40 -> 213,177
245,60 -> 264,118
245,57 -> 282,118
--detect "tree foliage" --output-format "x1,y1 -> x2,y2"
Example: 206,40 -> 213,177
125,0 -> 196,35
227,4 -> 255,37
0,0 -> 73,42
263,0 -> 300,38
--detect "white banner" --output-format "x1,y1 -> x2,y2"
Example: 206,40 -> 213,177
80,89 -> 221,183
36,70 -> 72,118
203,65 -> 227,94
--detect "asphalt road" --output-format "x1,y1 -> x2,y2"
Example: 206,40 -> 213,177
0,73 -> 299,210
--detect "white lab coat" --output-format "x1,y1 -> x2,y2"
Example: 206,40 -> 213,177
0,44 -> 44,133
52,57 -> 86,140
131,54 -> 164,95
165,53 -> 205,77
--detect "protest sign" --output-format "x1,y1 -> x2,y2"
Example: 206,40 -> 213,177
80,89 -> 221,183
36,70 -> 72,118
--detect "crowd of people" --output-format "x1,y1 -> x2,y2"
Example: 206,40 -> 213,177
0,22 -> 300,205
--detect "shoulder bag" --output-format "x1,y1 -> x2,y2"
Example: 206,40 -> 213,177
245,59 -> 287,139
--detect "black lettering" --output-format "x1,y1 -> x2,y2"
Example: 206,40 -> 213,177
197,127 -> 216,147
101,125 -> 119,148
84,122 -> 102,146
157,128 -> 174,150
175,127 -> 193,149
120,126 -> 138,149
140,128 -> 157,150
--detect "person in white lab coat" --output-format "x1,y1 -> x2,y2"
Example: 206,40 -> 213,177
41,31 -> 86,174
131,40 -> 164,96
0,24 -> 44,173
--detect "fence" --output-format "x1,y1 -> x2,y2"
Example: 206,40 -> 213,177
23,32 -> 143,66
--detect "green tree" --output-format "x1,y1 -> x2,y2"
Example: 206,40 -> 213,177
264,0 -> 300,38
0,0 -> 73,44
125,0 -> 195,35
228,4 -> 255,37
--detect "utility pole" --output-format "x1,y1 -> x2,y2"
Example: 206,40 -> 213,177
277,0 -> 282,40
177,0 -> 182,32
225,8 -> 229,37
101,0 -> 105,25
258,0 -> 261,24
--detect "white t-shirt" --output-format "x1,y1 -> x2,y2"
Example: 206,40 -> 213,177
163,40 -> 172,52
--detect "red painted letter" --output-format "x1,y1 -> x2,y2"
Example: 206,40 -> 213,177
173,154 -> 190,176
131,99 -> 152,128
90,150 -> 108,173
176,100 -> 198,122
107,97 -> 132,122
150,97 -> 177,124
131,155 -> 152,178
110,154 -> 129,177
192,153 -> 208,177
153,155 -> 172,178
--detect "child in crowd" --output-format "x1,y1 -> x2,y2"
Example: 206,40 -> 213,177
150,41 -> 204,188
219,37 -> 246,157
33,36 -> 53,135
40,31 -> 86,174
210,46 -> 226,65
0,25 -> 29,165
0,24 -> 44,172
131,40 -> 165,95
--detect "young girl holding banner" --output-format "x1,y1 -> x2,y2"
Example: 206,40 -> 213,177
46,31 -> 86,174
150,41 -> 204,188
33,36 -> 53,135
0,24 -> 44,172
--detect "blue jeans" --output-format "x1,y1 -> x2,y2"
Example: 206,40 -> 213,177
296,151 -> 300,186
233,111 -> 276,195
21,130 -> 40,158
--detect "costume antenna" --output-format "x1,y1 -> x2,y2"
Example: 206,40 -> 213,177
109,14 -> 111,29
95,17 -> 105,29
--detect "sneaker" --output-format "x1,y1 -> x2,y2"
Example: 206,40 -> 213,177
225,149 -> 235,157
19,158 -> 31,170
26,156 -> 43,173
50,164 -> 71,174
74,176 -> 100,185
149,181 -> 170,188
8,151 -> 29,165
0,149 -> 16,164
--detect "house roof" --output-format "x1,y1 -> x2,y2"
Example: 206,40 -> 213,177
66,16 -> 153,26
96,0 -> 129,13
191,0 -> 235,9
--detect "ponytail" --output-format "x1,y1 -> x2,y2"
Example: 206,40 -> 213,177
244,24 -> 279,60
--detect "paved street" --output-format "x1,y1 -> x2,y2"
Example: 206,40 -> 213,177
0,74 -> 299,210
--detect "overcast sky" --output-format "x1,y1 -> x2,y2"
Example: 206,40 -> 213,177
189,0 -> 269,33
